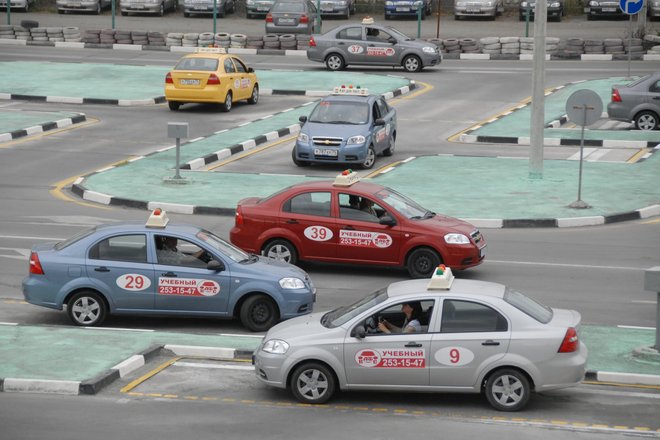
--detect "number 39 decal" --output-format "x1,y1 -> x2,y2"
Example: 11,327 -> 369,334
116,274 -> 151,291
434,347 -> 475,367
304,226 -> 334,242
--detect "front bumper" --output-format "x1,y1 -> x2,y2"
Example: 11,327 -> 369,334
384,6 -> 424,17
56,1 -> 100,11
584,6 -> 626,16
294,141 -> 369,165
519,7 -> 562,17
122,4 -> 163,13
454,5 -> 497,16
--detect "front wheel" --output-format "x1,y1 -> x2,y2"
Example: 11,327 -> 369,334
220,91 -> 232,112
292,147 -> 309,167
247,85 -> 259,105
290,362 -> 336,404
263,239 -> 298,265
634,111 -> 659,131
67,291 -> 107,326
407,247 -> 440,278
360,146 -> 376,169
325,53 -> 345,71
403,55 -> 422,73
240,294 -> 279,332
485,369 -> 531,411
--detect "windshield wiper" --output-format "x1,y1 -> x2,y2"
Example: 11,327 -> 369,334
423,211 -> 436,219
239,253 -> 259,264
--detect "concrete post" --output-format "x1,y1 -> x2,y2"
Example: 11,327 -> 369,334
529,0 -> 547,180
644,266 -> 660,350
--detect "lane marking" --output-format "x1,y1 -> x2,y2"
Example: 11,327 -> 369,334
120,356 -> 180,394
173,361 -> 254,371
485,259 -> 645,271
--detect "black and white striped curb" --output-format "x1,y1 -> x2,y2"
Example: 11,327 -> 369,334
0,112 -> 86,142
0,343 -> 253,395
0,91 -> 165,107
2,38 -> 660,61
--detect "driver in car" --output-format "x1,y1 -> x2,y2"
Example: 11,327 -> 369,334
378,302 -> 423,333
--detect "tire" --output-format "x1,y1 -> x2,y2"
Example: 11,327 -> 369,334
403,55 -> 422,73
168,101 -> 180,111
325,53 -> 345,71
240,294 -> 279,332
634,111 -> 659,131
407,247 -> 441,278
158,2 -> 164,16
67,291 -> 107,326
263,239 -> 298,264
58,8 -> 64,13
290,362 -> 336,404
485,369 -> 531,412
247,84 -> 259,105
121,10 -> 128,15
95,2 -> 101,14
184,11 -> 190,16
383,134 -> 395,156
291,147 -> 309,167
220,91 -> 232,112
360,146 -> 376,169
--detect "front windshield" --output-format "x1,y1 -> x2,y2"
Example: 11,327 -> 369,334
309,101 -> 369,125
322,288 -> 388,328
374,188 -> 430,219
385,26 -> 411,41
195,230 -> 250,262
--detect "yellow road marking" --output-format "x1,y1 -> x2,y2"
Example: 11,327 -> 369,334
120,356 -> 180,394
389,81 -> 434,104
642,218 -> 660,224
626,148 -> 651,163
366,160 -> 401,178
207,134 -> 297,171
0,117 -> 99,149
582,380 -> 660,390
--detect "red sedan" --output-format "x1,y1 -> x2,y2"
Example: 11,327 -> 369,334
230,172 -> 486,278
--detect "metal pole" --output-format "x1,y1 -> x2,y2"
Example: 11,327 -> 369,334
525,3 -> 530,38
112,0 -> 115,30
435,0 -> 440,38
175,137 -> 181,179
529,0 -> 546,179
577,105 -> 586,202
6,1 -> 10,25
213,0 -> 217,35
627,14 -> 632,80
417,6 -> 421,38
316,0 -> 321,33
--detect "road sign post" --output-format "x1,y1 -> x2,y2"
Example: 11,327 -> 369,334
165,122 -> 190,184
619,0 -> 644,79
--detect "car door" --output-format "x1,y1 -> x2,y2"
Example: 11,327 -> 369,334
343,299 -> 434,387
86,233 -> 156,310
429,299 -> 510,387
647,77 -> 660,112
334,26 -> 366,64
335,192 -> 401,264
363,26 -> 401,67
152,234 -> 232,314
279,191 -> 338,260
230,57 -> 252,101
372,97 -> 394,154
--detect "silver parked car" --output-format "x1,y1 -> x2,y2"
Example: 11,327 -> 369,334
607,71 -> 660,131
246,0 -> 275,17
307,19 -> 442,72
0,0 -> 35,12
56,0 -> 111,14
454,0 -> 504,19
265,0 -> 321,35
319,0 -> 355,18
183,0 -> 235,17
121,0 -> 177,16
254,271 -> 587,411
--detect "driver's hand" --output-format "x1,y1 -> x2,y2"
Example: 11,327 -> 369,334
378,322 -> 390,333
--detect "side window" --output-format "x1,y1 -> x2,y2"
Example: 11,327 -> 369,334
372,102 -> 381,121
232,58 -> 247,73
224,59 -> 236,73
376,99 -> 389,118
337,26 -> 363,40
650,80 -> 660,93
89,234 -> 147,263
441,300 -> 508,333
283,192 -> 332,217
364,300 -> 434,335
155,235 -> 209,268
338,193 -> 385,222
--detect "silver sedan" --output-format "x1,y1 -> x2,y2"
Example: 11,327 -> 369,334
253,271 -> 587,411
607,71 -> 660,131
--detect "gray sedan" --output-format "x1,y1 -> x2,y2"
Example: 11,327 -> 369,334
265,0 -> 321,35
607,71 -> 660,131
307,20 -> 442,72
253,271 -> 587,411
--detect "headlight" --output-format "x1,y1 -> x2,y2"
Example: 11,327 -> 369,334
588,1 -> 598,5
262,339 -> 289,354
297,133 -> 309,144
279,277 -> 306,289
444,233 -> 470,244
550,2 -> 560,6
386,1 -> 394,5
347,135 -> 366,145
247,0 -> 254,4
338,0 -> 347,4
485,1 -> 493,5
456,1 -> 466,6
520,1 -> 528,6
422,46 -> 436,53
414,1 -> 423,5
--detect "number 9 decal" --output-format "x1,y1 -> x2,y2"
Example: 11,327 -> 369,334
116,274 -> 152,291
434,347 -> 475,367
304,226 -> 334,242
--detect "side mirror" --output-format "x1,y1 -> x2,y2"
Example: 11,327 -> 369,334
374,118 -> 385,126
352,325 -> 366,339
379,215 -> 397,227
207,260 -> 224,272
299,115 -> 308,123
248,67 -> 255,73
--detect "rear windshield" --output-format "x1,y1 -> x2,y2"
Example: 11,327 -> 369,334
174,57 -> 218,72
272,2 -> 304,12
54,227 -> 97,251
503,287 -> 553,323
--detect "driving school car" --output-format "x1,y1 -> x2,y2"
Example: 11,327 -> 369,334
22,210 -> 315,332
293,86 -> 396,170
253,267 -> 587,411
306,17 -> 442,72
230,171 -> 486,278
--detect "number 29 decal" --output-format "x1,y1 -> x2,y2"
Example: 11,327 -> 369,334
304,226 -> 334,242
434,347 -> 475,367
116,274 -> 151,291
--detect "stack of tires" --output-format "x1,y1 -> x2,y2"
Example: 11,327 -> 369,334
624,38 -> 644,56
480,37 -> 501,55
14,26 -> 32,41
443,38 -> 460,54
500,36 -> 520,55
230,33 -> 247,48
560,37 -> 584,57
47,27 -> 65,42
100,29 -> 116,44
148,31 -> 166,46
182,32 -> 199,47
603,38 -> 624,55
115,29 -> 132,44
198,32 -> 215,47
166,32 -> 183,46
82,29 -> 101,44
459,38 -> 479,53
583,39 -> 604,54
279,34 -> 296,50
131,30 -> 148,46
263,34 -> 279,49
296,34 -> 310,50
214,32 -> 230,48
63,26 -> 81,42
246,35 -> 264,49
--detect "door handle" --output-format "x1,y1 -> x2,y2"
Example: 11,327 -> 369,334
342,225 -> 355,230
161,272 -> 178,277
94,267 -> 110,272
482,340 -> 500,346
286,219 -> 299,224
404,342 -> 422,348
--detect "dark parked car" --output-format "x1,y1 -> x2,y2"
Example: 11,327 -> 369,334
384,0 -> 432,20
519,0 -> 563,21
607,71 -> 660,131
584,0 -> 626,19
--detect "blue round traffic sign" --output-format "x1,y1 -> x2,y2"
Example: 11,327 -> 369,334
619,0 -> 644,15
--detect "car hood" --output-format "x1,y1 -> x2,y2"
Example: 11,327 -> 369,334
303,121 -> 370,137
250,255 -> 310,279
263,311 -> 328,341
409,213 -> 479,235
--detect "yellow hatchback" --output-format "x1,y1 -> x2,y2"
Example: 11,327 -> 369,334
165,49 -> 259,112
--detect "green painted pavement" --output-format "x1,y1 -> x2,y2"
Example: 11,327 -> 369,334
0,324 -> 656,383
0,109 -> 82,134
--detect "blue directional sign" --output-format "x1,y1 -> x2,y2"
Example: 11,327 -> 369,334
620,0 -> 644,14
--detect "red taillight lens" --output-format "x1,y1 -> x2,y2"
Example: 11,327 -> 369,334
165,72 -> 173,84
265,12 -> 273,22
611,88 -> 621,103
207,73 -> 220,85
300,14 -> 308,23
29,252 -> 44,275
558,327 -> 579,353
309,36 -> 316,47
235,206 -> 244,226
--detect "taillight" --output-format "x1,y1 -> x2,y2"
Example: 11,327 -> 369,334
207,73 -> 220,85
300,14 -> 308,23
235,206 -> 244,226
309,36 -> 316,47
165,72 -> 173,84
558,327 -> 579,353
611,88 -> 621,103
29,252 -> 44,275
265,12 -> 273,22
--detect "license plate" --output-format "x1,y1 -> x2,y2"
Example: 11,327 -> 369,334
321,7 -> 334,11
396,7 -> 409,11
257,6 -> 269,10
67,2 -> 80,6
180,79 -> 200,85
467,7 -> 480,12
194,6 -> 206,9
314,148 -> 338,157
479,246 -> 486,259
279,18 -> 295,24
602,7 -> 616,11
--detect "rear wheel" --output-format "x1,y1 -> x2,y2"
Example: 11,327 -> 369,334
634,111 -> 659,131
263,239 -> 298,265
220,91 -> 232,112
67,291 -> 107,326
485,369 -> 531,411
290,362 -> 336,404
240,294 -> 279,332
407,247 -> 440,278
325,53 -> 345,71
247,85 -> 259,105
168,101 -> 181,111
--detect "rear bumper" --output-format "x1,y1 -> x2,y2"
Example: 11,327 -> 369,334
165,85 -> 225,103
606,102 -> 632,123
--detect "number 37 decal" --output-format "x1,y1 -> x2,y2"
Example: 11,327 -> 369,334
434,347 -> 475,367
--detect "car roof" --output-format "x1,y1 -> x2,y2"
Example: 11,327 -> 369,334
93,221 -> 204,236
387,278 -> 507,300
283,179 -> 388,195
181,53 -> 235,61
322,94 -> 375,103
